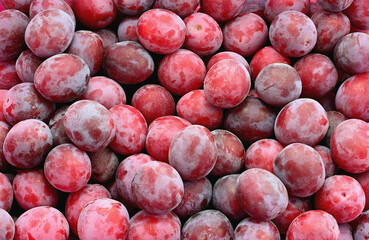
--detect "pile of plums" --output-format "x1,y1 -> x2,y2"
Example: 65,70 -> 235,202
0,0 -> 369,239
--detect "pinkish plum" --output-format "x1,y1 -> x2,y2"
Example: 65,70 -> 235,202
273,143 -> 325,197
237,168 -> 288,221
183,12 -> 223,56
64,100 -> 116,152
176,90 -> 223,130
223,13 -> 268,57
34,54 -> 90,103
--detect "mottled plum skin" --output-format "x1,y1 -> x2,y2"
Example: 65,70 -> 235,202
274,98 -> 329,146
334,33 -> 369,75
344,0 -> 369,30
65,184 -> 111,235
67,31 -> 104,76
169,125 -> 217,181
272,196 -> 312,234
0,0 -> 32,13
145,116 -> 191,163
308,1 -> 324,16
13,170 -> 59,210
73,0 -> 117,29
0,92 -> 6,118
354,211 -> 369,239
183,13 -> 223,57
207,51 -> 250,73
177,90 -> 223,130
335,73 -> 369,122
213,174 -> 247,221
104,41 -> 154,84
0,121 -> 10,172
250,46 -> 290,81
311,11 -> 350,53
137,9 -> 186,54
77,198 -> 129,240
0,172 -> 13,212
255,63 -> 302,107
34,54 -> 90,103
273,143 -> 325,197
210,130 -> 245,176
25,9 -> 75,58
317,0 -> 352,12
15,49 -> 43,83
286,210 -> 340,240
109,104 -> 148,155
237,168 -> 288,221
182,210 -> 234,240
225,96 -> 277,143
330,119 -> 369,173
29,0 -> 75,24
79,76 -> 126,110
204,59 -> 251,109
245,139 -> 283,173
44,143 -> 91,192
0,9 -> 28,61
88,148 -> 119,184
157,0 -> 200,18
269,10 -> 317,57
0,60 -> 22,90
95,29 -> 118,51
158,49 -> 206,96
114,0 -> 155,15
314,145 -> 338,178
223,13 -> 268,57
48,106 -> 71,146
15,206 -> 69,240
321,111 -> 347,148
132,84 -> 175,124
117,17 -> 139,42
132,161 -> 184,215
3,119 -> 53,169
314,175 -> 365,223
3,83 -> 55,125
201,0 -> 245,22
127,210 -> 181,240
116,153 -> 155,208
173,177 -> 212,219
0,208 -> 14,240
264,0 -> 309,23
64,100 -> 115,152
234,217 -> 280,240
295,53 -> 338,99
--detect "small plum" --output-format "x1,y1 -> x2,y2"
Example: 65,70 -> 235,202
64,100 -> 116,152
182,210 -> 234,240
44,143 -> 91,193
169,125 -> 217,181
237,168 -> 288,221
132,161 -> 184,215
127,210 -> 181,240
273,143 -> 325,197
136,9 -> 186,54
14,206 -> 69,240
25,9 -> 75,58
269,10 -> 317,57
173,178 -> 212,219
286,210 -> 340,240
77,198 -> 129,240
